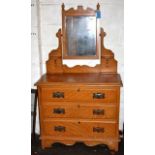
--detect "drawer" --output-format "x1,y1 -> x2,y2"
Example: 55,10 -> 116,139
43,119 -> 116,139
43,103 -> 116,119
41,87 -> 117,103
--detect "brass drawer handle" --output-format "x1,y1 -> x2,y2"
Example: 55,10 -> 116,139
53,108 -> 65,114
93,127 -> 104,133
54,126 -> 66,132
93,109 -> 104,115
93,93 -> 105,99
53,92 -> 64,98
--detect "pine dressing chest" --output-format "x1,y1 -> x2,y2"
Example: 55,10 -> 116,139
35,3 -> 122,152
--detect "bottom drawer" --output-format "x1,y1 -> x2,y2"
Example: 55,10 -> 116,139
43,119 -> 117,139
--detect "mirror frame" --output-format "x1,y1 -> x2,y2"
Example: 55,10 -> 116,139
62,4 -> 100,59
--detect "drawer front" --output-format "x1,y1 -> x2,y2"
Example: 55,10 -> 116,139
41,87 -> 117,103
43,119 -> 116,139
43,104 -> 116,119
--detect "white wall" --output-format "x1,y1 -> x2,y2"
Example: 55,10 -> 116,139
31,0 -> 124,132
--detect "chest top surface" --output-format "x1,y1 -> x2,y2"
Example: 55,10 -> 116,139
35,73 -> 122,86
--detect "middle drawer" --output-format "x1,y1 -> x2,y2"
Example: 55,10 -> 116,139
43,103 -> 116,119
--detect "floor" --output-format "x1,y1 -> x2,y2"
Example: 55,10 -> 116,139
31,134 -> 124,155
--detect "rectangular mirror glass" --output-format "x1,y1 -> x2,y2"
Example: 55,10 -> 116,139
65,16 -> 96,57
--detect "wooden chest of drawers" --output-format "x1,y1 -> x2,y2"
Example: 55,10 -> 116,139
36,73 -> 122,151
35,4 -> 123,152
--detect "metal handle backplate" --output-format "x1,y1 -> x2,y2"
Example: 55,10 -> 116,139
54,126 -> 66,132
53,92 -> 64,98
93,93 -> 105,99
53,108 -> 65,114
93,109 -> 104,115
93,127 -> 104,133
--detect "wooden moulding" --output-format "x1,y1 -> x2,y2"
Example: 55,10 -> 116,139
62,3 -> 97,16
46,28 -> 117,74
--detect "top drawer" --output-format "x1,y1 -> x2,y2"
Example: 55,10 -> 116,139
41,86 -> 117,103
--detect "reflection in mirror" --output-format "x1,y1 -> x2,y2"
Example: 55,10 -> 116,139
66,16 -> 96,56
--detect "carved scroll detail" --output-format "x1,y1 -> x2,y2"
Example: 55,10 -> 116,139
42,139 -> 118,151
62,5 -> 96,16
